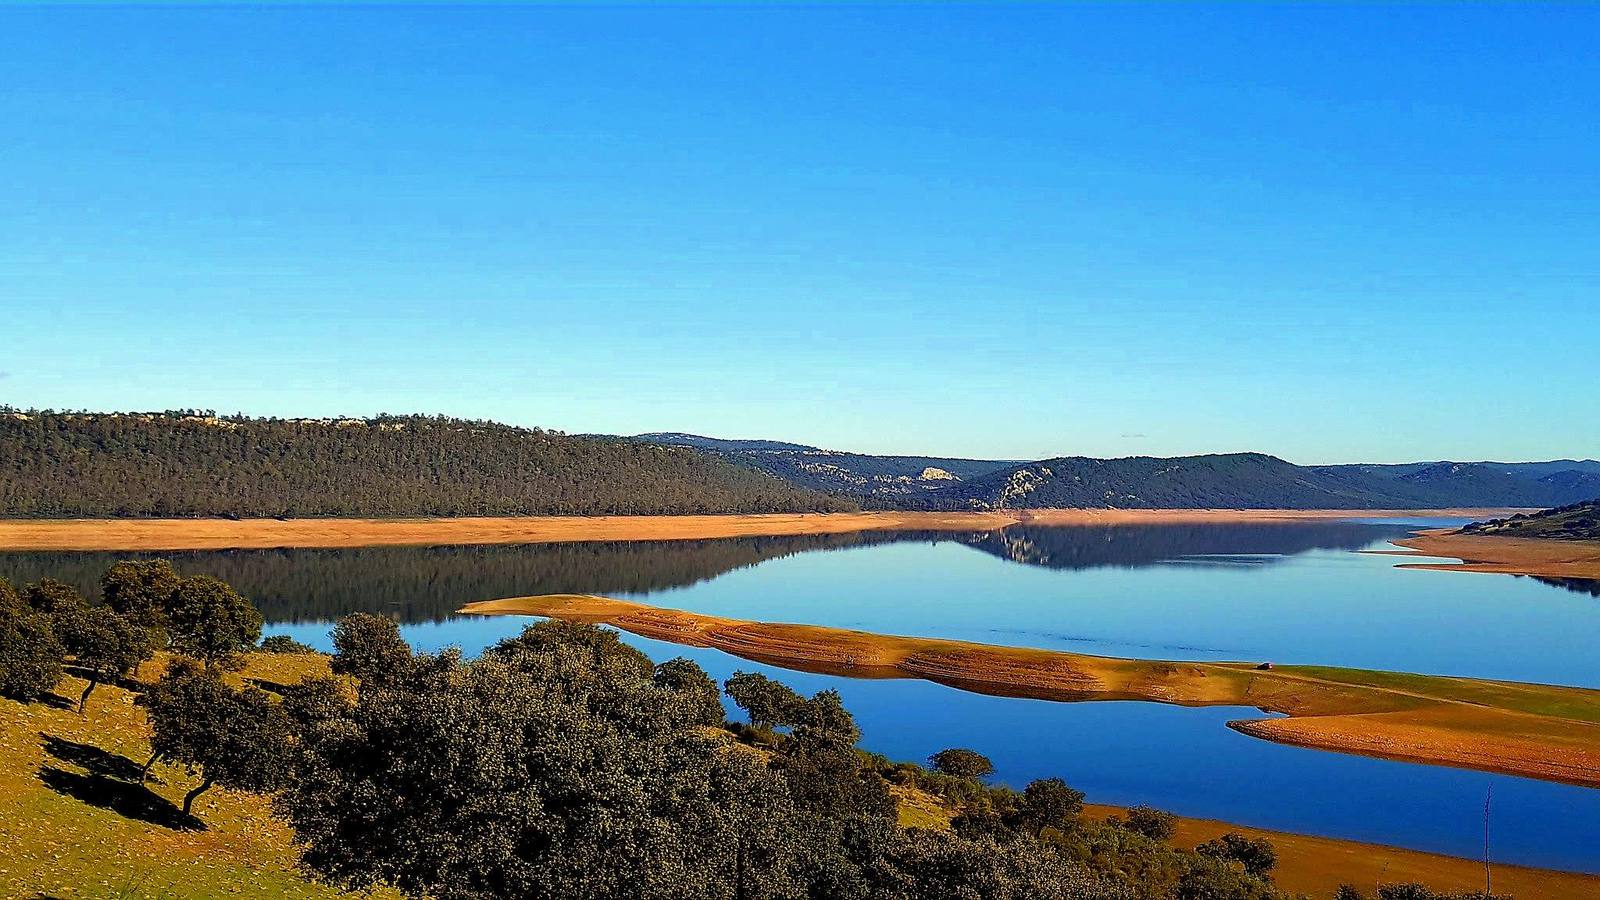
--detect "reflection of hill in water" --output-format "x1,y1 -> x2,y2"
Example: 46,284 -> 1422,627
1531,576 -> 1600,598
949,522 -> 1406,570
0,533 -> 904,624
9,521 -> 1590,625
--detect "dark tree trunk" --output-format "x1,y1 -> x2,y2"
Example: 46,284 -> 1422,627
140,750 -> 162,780
78,677 -> 98,713
182,777 -> 213,816
735,834 -> 746,900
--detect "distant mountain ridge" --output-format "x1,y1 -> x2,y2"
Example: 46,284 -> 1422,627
631,433 -> 1020,503
628,434 -> 1600,511
2,412 -> 1591,518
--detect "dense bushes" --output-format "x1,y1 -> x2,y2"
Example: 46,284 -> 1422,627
0,579 -> 66,701
275,620 -> 1121,900
0,561 -> 265,711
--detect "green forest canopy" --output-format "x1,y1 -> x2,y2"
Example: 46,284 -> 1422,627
0,410 -> 855,518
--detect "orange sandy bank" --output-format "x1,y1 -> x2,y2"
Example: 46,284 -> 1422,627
0,508 -> 1527,551
462,593 -> 1600,788
1081,804 -> 1600,900
1388,529 -> 1600,580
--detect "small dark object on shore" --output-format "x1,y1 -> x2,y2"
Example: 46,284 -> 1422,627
1255,662 -> 1273,670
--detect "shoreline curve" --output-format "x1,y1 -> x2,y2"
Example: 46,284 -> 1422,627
461,592 -> 1600,789
0,508 -> 1532,551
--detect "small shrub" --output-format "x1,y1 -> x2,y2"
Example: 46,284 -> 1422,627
260,634 -> 316,654
1118,805 -> 1177,842
929,747 -> 995,779
1196,832 -> 1277,877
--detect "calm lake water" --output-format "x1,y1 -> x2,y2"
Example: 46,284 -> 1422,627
7,518 -> 1599,872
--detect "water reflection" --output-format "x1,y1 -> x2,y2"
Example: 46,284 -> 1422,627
0,520 -> 1421,623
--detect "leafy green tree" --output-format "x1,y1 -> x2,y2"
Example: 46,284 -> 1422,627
277,675 -> 351,733
0,605 -> 65,701
1015,778 -> 1085,835
928,748 -> 995,779
54,603 -> 157,711
329,613 -> 411,686
1196,832 -> 1277,878
164,575 -> 263,666
101,559 -> 182,629
23,577 -> 85,615
1117,805 -> 1177,842
724,670 -> 804,731
778,738 -> 895,823
141,660 -> 291,816
792,689 -> 860,746
138,659 -> 231,779
653,656 -> 725,726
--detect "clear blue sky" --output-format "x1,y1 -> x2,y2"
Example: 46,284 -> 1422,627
2,4 -> 1596,463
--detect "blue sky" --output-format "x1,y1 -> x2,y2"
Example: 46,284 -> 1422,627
2,4 -> 1596,463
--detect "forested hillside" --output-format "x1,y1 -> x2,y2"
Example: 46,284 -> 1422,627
0,411 -> 854,518
945,453 -> 1600,510
630,435 -> 1599,511
5,411 -> 1592,518
631,434 -> 1019,503
1464,499 -> 1600,540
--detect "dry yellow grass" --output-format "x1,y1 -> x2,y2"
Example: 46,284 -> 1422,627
464,594 -> 1600,789
1387,528 -> 1600,579
0,508 -> 1528,551
0,652 -> 387,900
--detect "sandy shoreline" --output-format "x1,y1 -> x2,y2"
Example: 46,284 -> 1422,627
1080,804 -> 1600,899
1387,529 -> 1600,580
462,593 -> 1600,789
0,508 -> 1528,551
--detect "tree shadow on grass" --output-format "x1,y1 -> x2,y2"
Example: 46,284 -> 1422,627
63,664 -> 146,695
245,675 -> 292,695
29,691 -> 76,711
37,765 -> 203,831
40,733 -> 158,784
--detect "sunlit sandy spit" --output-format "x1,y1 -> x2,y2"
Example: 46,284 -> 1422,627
1383,528 -> 1600,580
0,508 -> 1526,551
1079,803 -> 1600,900
463,592 -> 1600,789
